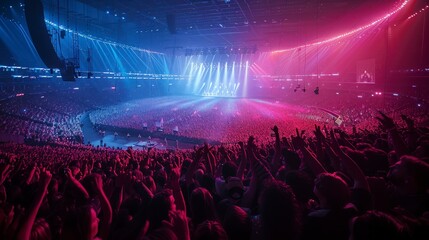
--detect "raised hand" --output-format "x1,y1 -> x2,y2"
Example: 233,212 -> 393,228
313,125 -> 326,143
328,129 -> 342,153
115,154 -> 121,163
39,169 -> 52,189
271,125 -> 279,133
375,111 -> 395,130
192,147 -> 205,164
0,163 -> 13,185
219,145 -> 227,155
247,135 -> 255,147
337,129 -> 349,139
169,163 -> 181,188
15,169 -> 52,240
291,128 -> 307,149
174,154 -> 183,169
88,157 -> 94,173
401,114 -> 414,129
169,160 -> 187,212
204,142 -> 210,153
64,167 -> 73,180
91,173 -> 104,194
296,128 -> 301,138
282,137 -> 292,150
291,135 -> 307,149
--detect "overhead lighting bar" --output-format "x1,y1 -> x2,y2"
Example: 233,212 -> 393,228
272,0 -> 410,54
184,46 -> 257,56
407,5 -> 429,20
44,20 -> 162,54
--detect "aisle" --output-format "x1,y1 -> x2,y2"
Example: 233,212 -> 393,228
79,112 -> 100,144
80,112 -> 192,149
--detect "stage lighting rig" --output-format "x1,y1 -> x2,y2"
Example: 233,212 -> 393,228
184,45 -> 257,56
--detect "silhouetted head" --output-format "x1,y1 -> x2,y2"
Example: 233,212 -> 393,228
258,180 -> 302,240
190,187 -> 217,226
149,189 -> 175,230
62,205 -> 99,240
222,205 -> 251,240
31,218 -> 51,240
194,220 -> 228,240
314,173 -> 350,210
351,211 -> 407,240
387,155 -> 429,196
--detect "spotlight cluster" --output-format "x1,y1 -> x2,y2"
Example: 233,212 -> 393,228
184,46 -> 257,56
407,5 -> 429,20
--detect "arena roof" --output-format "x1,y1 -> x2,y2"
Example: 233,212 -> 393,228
36,0 -> 417,51
2,0 -> 423,52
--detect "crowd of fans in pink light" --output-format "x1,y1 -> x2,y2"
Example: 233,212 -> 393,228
0,88 -> 427,146
88,94 -> 428,143
1,106 -> 429,239
0,94 -> 83,143
89,97 -> 327,143
0,86 -> 427,239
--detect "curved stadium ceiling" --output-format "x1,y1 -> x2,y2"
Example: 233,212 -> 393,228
31,0 -> 421,51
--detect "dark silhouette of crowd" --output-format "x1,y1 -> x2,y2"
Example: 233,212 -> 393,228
1,109 -> 429,240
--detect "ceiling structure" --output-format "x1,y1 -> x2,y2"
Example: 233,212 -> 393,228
38,0 -> 408,52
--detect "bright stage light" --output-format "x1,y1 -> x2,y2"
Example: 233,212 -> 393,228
191,59 -> 249,98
